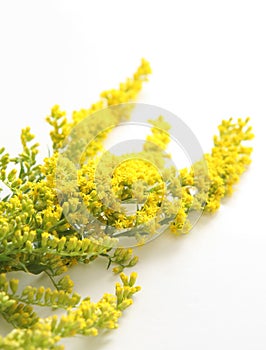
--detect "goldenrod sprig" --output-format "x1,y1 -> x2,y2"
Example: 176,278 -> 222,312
0,272 -> 140,349
101,248 -> 139,274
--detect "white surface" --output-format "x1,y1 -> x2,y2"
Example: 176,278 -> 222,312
0,1 -> 266,349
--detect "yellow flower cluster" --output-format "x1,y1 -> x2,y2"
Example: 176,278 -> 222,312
0,272 -> 140,350
78,156 -> 165,236
204,117 -> 253,212
46,58 -> 151,151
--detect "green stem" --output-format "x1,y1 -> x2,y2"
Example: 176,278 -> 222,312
45,271 -> 59,290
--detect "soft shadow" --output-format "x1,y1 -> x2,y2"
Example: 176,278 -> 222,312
60,330 -> 113,350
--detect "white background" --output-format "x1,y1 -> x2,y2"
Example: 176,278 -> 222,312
0,1 -> 266,349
